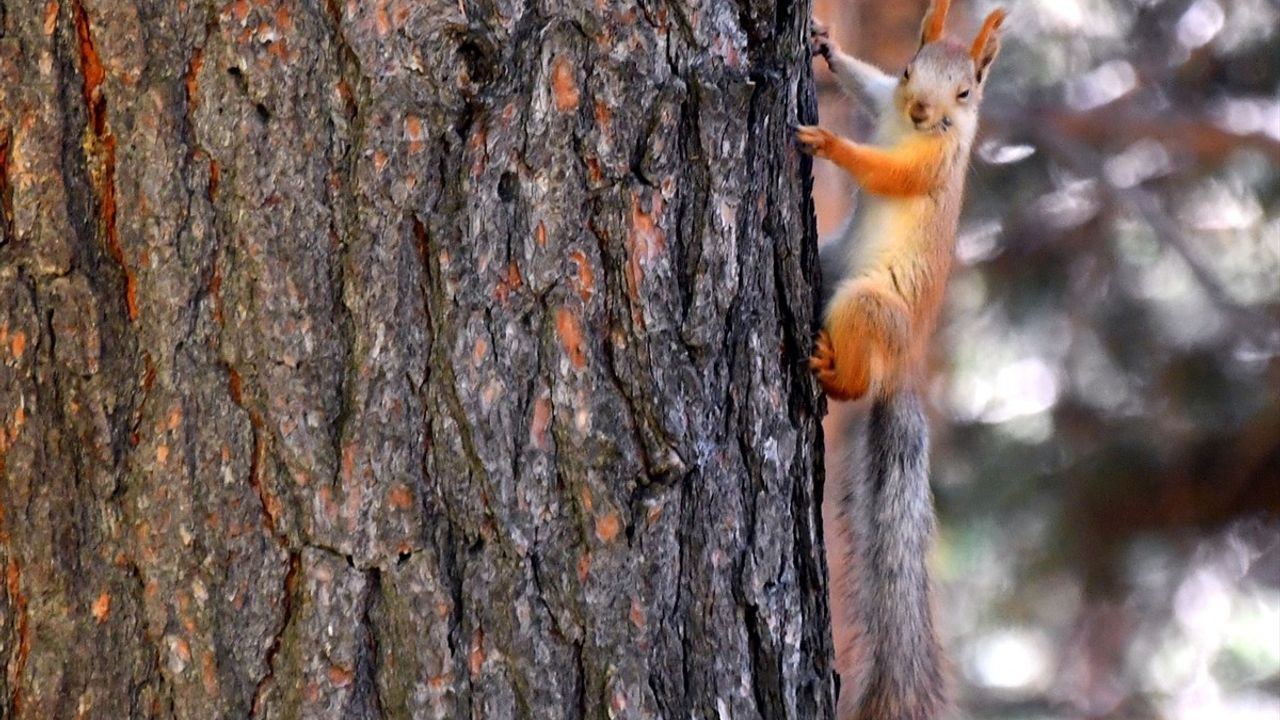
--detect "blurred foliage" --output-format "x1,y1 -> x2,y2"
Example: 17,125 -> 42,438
813,0 -> 1280,717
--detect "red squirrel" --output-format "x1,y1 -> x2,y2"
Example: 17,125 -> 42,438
799,0 -> 1004,402
797,2 -> 1006,719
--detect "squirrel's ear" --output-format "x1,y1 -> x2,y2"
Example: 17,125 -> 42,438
919,0 -> 951,47
970,8 -> 1006,83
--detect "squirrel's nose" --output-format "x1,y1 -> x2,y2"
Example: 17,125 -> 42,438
909,101 -> 930,124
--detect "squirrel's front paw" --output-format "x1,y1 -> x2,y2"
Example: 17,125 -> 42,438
795,125 -> 834,158
810,19 -> 833,60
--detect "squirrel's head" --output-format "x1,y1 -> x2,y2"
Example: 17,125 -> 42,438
894,0 -> 1005,139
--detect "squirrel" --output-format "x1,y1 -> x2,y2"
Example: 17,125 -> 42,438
796,1 -> 1005,719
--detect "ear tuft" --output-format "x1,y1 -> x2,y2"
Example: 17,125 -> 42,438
919,0 -> 952,47
970,8 -> 1006,82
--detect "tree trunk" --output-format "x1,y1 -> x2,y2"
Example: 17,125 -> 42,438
0,0 -> 832,717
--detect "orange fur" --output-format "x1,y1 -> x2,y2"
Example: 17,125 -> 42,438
809,278 -> 911,400
921,0 -> 951,45
796,126 -> 945,197
800,1 -> 1004,404
796,123 -> 953,400
970,9 -> 1007,62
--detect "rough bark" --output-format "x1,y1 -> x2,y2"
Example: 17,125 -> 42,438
0,0 -> 832,717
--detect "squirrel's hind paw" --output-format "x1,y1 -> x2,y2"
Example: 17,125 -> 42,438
808,331 -> 836,372
809,331 -> 868,401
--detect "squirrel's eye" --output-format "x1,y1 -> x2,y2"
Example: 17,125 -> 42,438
903,67 -> 911,81
957,89 -> 970,100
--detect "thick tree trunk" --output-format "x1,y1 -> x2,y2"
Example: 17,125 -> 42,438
0,0 -> 832,717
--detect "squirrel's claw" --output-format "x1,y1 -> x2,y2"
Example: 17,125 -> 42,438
809,330 -> 867,401
795,125 -> 833,157
809,331 -> 836,371
810,19 -> 833,60
809,332 -> 840,393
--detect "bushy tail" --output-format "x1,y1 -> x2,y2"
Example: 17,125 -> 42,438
840,391 -> 947,720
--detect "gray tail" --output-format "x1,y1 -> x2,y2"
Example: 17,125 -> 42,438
841,391 -> 946,720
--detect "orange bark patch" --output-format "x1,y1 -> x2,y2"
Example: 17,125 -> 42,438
142,352 -> 157,392
274,5 -> 293,31
392,0 -> 411,25
625,192 -> 666,311
76,2 -> 134,321
341,443 -> 356,482
646,502 -> 663,526
124,270 -> 138,321
569,250 -> 595,301
208,158 -> 220,200
185,47 -> 203,110
577,552 -> 591,581
75,2 -> 105,132
266,37 -> 290,62
468,128 -> 488,177
6,558 -> 20,598
202,650 -> 219,695
629,599 -> 644,629
7,559 -> 28,715
235,397 -> 281,533
327,664 -> 354,686
585,157 -> 603,184
92,591 -> 111,623
156,444 -> 169,464
595,511 -> 621,542
44,0 -> 59,34
336,78 -> 354,114
471,337 -> 487,365
555,307 -> 587,369
226,366 -> 244,405
10,330 -> 25,359
494,261 -> 523,303
593,99 -> 611,128
375,1 -> 391,36
388,485 -> 413,509
468,629 -> 485,675
530,396 -> 552,451
405,114 -> 422,141
535,221 -> 547,248
551,57 -> 579,112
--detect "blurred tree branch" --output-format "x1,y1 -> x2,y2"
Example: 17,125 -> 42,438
1023,126 -> 1278,346
986,104 -> 1280,166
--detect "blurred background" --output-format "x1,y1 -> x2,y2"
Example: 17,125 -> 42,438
808,0 -> 1280,718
